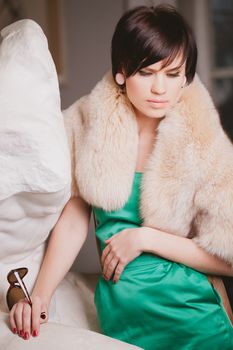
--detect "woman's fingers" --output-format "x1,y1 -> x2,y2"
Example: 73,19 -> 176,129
102,250 -> 114,275
9,304 -> 17,334
104,256 -> 119,280
105,237 -> 112,243
22,302 -> 32,340
102,234 -> 118,266
113,262 -> 125,283
31,298 -> 48,337
101,244 -> 111,267
9,297 -> 48,339
31,300 -> 41,337
102,234 -> 128,281
13,300 -> 24,337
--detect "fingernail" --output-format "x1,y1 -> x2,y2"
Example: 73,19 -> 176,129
12,328 -> 17,334
32,330 -> 38,337
19,330 -> 23,337
24,332 -> 29,340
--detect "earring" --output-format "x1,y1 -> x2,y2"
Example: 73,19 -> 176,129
115,73 -> 125,85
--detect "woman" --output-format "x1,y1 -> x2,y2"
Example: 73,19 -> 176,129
10,5 -> 233,349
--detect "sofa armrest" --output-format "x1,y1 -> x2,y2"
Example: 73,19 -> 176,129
0,312 -> 143,350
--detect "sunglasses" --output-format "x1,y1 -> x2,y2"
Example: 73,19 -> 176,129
6,267 -> 46,319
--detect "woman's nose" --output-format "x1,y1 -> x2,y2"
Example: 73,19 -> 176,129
151,75 -> 166,95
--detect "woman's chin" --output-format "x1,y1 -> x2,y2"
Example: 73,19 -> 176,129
145,109 -> 167,119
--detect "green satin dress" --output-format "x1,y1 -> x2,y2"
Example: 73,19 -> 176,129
93,172 -> 233,350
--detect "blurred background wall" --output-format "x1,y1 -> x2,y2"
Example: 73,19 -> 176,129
1,0 -> 233,276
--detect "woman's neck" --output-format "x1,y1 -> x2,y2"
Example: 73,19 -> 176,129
135,110 -> 163,135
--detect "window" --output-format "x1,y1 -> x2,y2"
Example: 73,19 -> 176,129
209,0 -> 233,140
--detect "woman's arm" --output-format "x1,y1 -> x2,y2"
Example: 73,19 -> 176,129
32,196 -> 91,304
102,227 -> 233,283
10,196 -> 91,339
142,227 -> 233,276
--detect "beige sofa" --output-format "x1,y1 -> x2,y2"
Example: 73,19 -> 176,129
0,273 -> 142,350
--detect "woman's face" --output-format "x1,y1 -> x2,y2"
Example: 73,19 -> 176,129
125,55 -> 186,119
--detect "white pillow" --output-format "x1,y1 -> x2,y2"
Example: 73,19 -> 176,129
0,188 -> 70,312
0,18 -> 71,312
0,19 -> 71,200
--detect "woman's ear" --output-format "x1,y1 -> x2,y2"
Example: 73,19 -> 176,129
115,72 -> 125,85
181,76 -> 187,88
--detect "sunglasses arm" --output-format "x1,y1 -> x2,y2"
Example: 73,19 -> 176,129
14,271 -> 32,305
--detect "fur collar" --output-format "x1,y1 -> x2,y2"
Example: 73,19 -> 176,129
64,72 -> 233,266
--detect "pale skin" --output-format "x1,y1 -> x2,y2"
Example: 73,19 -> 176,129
10,56 -> 233,339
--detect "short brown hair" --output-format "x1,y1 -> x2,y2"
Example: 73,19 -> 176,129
111,5 -> 197,84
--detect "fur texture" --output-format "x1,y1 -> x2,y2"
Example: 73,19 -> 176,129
63,72 -> 233,266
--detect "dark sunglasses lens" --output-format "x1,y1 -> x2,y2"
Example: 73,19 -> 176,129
7,286 -> 26,310
7,267 -> 28,284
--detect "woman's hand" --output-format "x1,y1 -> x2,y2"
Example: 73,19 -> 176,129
8,196 -> 91,340
9,296 -> 48,340
101,227 -> 144,283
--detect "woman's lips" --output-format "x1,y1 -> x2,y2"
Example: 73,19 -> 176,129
146,99 -> 168,107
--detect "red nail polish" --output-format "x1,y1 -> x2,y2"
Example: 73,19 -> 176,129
19,330 -> 23,337
12,328 -> 17,334
33,330 -> 38,337
24,332 -> 29,340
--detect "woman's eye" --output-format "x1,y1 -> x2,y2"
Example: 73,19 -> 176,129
138,70 -> 151,76
167,72 -> 180,78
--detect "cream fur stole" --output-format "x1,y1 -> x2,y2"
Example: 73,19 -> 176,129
63,72 -> 233,266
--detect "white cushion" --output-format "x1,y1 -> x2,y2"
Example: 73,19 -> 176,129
0,19 -> 70,200
0,18 -> 71,312
0,188 -> 70,312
